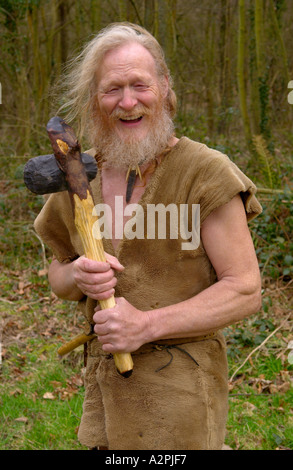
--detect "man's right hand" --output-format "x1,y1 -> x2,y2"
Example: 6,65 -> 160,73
72,254 -> 124,301
48,253 -> 124,302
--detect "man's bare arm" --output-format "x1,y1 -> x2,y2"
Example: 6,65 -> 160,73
48,257 -> 84,301
145,194 -> 262,341
93,195 -> 262,353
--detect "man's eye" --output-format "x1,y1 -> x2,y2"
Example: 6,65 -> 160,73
134,84 -> 148,90
103,86 -> 119,94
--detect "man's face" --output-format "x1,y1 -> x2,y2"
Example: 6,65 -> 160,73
96,42 -> 168,144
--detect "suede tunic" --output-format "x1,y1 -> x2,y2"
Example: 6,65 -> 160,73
34,137 -> 262,450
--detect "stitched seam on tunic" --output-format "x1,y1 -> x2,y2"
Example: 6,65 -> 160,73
197,363 -> 212,449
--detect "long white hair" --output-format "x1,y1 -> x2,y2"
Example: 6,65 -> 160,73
58,22 -> 177,145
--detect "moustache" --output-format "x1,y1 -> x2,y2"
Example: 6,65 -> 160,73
110,106 -> 151,121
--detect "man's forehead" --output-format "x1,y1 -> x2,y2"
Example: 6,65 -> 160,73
97,42 -> 157,82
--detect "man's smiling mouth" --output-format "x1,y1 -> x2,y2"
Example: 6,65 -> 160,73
120,116 -> 143,123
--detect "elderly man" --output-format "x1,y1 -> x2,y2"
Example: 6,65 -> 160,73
35,23 -> 262,450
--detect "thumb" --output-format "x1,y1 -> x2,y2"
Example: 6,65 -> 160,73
104,252 -> 124,272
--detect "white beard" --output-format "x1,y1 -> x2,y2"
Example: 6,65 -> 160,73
92,104 -> 175,170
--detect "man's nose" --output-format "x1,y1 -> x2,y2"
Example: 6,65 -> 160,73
119,87 -> 138,110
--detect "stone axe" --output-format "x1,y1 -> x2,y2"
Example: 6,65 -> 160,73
24,116 -> 133,378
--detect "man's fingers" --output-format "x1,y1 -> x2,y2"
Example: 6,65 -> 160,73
93,305 -> 113,324
80,269 -> 117,287
77,255 -> 111,273
72,254 -> 123,301
76,254 -> 124,273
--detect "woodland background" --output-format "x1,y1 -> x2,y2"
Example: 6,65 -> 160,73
0,0 -> 292,450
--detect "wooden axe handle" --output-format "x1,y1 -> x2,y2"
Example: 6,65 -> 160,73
73,190 -> 133,377
58,333 -> 96,356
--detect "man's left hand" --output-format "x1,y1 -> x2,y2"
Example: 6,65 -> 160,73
93,297 -> 151,353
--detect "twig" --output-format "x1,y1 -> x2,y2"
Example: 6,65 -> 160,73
28,228 -> 48,270
260,252 -> 275,277
0,297 -> 14,304
229,312 -> 292,383
229,393 -> 272,398
278,279 -> 293,290
257,187 -> 288,195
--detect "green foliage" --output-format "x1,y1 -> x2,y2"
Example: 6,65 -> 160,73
250,191 -> 293,280
225,285 -> 292,450
258,73 -> 271,140
252,134 -> 280,188
0,0 -> 26,30
227,390 -> 293,450
225,316 -> 275,360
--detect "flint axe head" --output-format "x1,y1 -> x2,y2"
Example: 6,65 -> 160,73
24,152 -> 98,195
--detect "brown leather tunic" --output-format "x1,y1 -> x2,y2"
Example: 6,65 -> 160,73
34,137 -> 262,449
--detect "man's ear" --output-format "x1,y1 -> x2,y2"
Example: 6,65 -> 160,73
161,75 -> 169,99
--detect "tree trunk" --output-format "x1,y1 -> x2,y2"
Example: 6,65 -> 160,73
118,0 -> 128,21
165,0 -> 177,77
268,0 -> 292,126
90,0 -> 101,31
218,0 -> 233,135
237,0 -> 252,149
204,8 -> 216,136
254,0 -> 271,139
58,0 -> 68,64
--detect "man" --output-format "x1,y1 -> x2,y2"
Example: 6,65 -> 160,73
35,23 -> 262,450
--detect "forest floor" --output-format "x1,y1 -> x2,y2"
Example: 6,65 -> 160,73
0,264 -> 292,450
